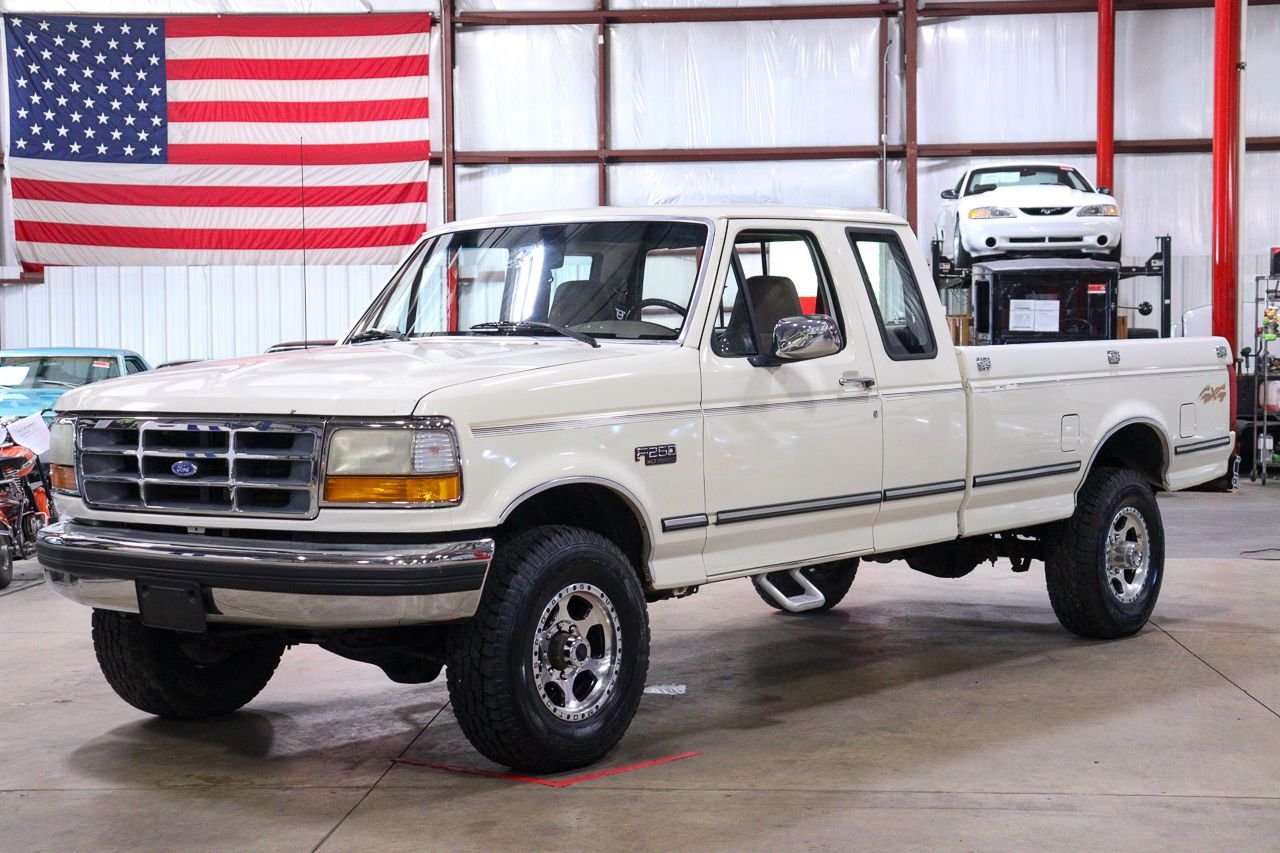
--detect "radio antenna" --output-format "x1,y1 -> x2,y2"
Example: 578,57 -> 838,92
299,136 -> 309,348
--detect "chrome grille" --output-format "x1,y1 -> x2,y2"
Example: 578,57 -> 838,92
1019,207 -> 1073,216
77,418 -> 323,518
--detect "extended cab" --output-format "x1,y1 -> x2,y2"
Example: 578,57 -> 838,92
37,206 -> 1234,772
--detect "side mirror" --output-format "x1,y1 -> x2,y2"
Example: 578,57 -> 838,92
941,189 -> 958,200
1097,186 -> 1112,195
751,315 -> 842,366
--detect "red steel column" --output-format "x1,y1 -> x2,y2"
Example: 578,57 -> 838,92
1211,0 -> 1243,351
442,0 -> 457,222
1096,0 -> 1115,190
904,0 -> 918,231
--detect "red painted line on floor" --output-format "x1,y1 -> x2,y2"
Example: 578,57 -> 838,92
393,750 -> 701,788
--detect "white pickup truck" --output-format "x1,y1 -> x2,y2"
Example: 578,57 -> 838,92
38,206 -> 1233,772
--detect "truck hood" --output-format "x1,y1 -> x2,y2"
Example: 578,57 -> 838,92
56,340 -> 635,417
961,184 -> 1115,211
0,387 -> 64,420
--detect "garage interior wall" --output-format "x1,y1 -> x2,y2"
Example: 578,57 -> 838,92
0,0 -> 1276,361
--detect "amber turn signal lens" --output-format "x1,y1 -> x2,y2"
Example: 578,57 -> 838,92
323,474 -> 461,504
50,463 -> 78,493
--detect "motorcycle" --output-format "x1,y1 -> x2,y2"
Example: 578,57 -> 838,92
0,415 -> 57,589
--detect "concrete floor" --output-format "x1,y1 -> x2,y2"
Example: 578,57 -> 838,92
4,485 -> 1280,851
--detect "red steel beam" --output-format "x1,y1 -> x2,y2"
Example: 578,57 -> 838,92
1097,0 -> 1116,190
445,137 -> 1280,167
1211,0 -> 1243,352
454,4 -> 896,26
922,0 -> 1278,15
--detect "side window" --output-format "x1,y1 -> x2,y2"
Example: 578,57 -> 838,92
712,230 -> 840,359
124,357 -> 147,375
848,231 -> 937,360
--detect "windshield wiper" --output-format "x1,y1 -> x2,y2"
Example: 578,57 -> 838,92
469,321 -> 600,349
348,328 -> 409,344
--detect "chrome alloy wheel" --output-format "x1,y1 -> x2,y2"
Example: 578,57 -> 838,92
1105,506 -> 1151,604
531,582 -> 621,722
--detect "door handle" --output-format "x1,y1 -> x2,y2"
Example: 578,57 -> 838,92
839,373 -> 876,390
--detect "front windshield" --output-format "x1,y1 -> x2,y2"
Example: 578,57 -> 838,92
965,166 -> 1091,195
0,356 -> 120,390
354,220 -> 709,342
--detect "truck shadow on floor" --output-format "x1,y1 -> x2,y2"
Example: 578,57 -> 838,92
67,597 -> 1233,796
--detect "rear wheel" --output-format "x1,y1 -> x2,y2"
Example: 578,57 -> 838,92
0,544 -> 12,589
752,559 -> 858,614
1045,467 -> 1164,639
447,526 -> 650,773
91,609 -> 285,718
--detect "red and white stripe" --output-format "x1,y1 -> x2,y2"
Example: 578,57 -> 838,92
12,13 -> 431,268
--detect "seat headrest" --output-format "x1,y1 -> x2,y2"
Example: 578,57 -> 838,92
743,275 -> 803,355
548,280 -> 615,327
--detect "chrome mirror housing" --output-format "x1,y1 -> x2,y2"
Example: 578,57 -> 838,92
772,315 -> 842,362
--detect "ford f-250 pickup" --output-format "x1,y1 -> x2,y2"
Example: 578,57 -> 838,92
37,206 -> 1234,772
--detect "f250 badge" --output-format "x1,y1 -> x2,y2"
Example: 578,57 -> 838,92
635,445 -> 677,466
1199,384 -> 1227,404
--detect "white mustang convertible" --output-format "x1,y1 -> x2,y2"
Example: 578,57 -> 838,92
935,163 -> 1122,266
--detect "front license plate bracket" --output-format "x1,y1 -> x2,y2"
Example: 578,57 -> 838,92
136,578 -> 208,633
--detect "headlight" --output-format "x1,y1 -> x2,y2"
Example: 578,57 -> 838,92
1077,204 -> 1120,217
968,206 -> 1015,219
323,424 -> 461,505
49,417 -> 78,494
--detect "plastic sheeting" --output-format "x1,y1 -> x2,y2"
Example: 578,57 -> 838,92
917,14 -> 1097,144
1245,6 -> 1280,137
1117,9 -> 1212,140
455,164 -> 598,220
455,25 -> 598,151
608,160 -> 881,208
609,20 -> 881,149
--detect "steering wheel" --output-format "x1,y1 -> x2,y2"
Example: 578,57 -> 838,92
627,298 -> 687,321
1065,318 -> 1093,334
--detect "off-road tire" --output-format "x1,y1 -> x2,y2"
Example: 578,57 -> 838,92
1044,467 -> 1164,639
0,545 -> 12,589
751,559 -> 858,614
446,525 -> 650,773
91,609 -> 285,718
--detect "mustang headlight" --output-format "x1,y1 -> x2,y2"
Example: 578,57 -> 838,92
1077,204 -> 1120,217
49,417 -> 78,494
323,424 -> 461,505
968,206 -> 1015,219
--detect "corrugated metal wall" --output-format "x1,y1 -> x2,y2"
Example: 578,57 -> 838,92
0,264 -> 393,364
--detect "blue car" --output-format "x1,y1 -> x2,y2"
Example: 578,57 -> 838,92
0,348 -> 151,420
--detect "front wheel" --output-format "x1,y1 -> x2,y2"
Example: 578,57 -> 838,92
1044,467 -> 1164,639
91,610 -> 285,718
447,526 -> 650,773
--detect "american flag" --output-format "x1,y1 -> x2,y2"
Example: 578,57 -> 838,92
4,13 -> 431,267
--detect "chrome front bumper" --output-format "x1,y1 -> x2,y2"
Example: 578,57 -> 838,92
37,521 -> 495,629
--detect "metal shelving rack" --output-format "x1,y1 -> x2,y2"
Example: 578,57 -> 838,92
1250,274 -> 1280,484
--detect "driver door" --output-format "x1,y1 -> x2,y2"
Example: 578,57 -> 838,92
699,221 -> 884,576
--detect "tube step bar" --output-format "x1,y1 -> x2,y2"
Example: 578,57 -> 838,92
752,569 -> 827,613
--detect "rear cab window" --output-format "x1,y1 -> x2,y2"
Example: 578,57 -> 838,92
847,230 -> 937,361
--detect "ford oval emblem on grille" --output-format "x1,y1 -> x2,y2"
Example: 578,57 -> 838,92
171,460 -> 199,478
